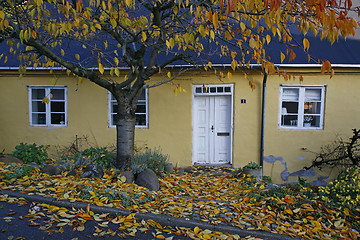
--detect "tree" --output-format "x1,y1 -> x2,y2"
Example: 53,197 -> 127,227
0,0 -> 358,169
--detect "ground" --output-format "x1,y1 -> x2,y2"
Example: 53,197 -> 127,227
0,163 -> 359,239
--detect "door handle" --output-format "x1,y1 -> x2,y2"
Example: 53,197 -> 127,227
211,125 -> 214,132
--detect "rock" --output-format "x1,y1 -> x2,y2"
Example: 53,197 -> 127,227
66,170 -> 77,177
0,156 -> 23,164
120,171 -> 134,183
27,162 -> 41,169
135,168 -> 159,191
164,163 -> 174,174
177,167 -> 185,175
42,164 -> 62,176
81,164 -> 104,179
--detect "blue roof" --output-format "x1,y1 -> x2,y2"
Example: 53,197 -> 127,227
1,35 -> 360,69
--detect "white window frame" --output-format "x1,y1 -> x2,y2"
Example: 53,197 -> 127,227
279,85 -> 325,129
28,86 -> 67,127
108,87 -> 149,128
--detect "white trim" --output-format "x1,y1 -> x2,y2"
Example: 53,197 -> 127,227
28,85 -> 67,127
108,87 -> 149,128
278,85 -> 326,130
192,84 -> 234,165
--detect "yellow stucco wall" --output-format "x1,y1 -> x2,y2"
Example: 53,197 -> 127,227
1,68 -> 360,183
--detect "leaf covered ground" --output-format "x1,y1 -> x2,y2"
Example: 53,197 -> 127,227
0,163 -> 359,239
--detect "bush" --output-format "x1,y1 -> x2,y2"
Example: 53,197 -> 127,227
316,166 -> 360,209
76,147 -> 114,169
131,148 -> 169,175
4,164 -> 35,180
12,143 -> 48,166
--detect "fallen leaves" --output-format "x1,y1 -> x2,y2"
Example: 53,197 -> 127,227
0,163 -> 359,239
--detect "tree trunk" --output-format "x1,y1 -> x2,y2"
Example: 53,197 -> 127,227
115,115 -> 136,170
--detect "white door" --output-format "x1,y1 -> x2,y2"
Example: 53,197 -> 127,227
193,94 -> 232,165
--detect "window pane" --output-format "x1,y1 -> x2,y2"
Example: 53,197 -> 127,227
136,104 -> 146,113
282,102 -> 298,114
217,87 -> 223,93
51,102 -> 65,112
195,87 -> 201,93
32,89 -> 45,99
135,114 -> 146,126
224,87 -> 231,92
32,113 -> 46,125
111,102 -> 118,114
282,115 -> 298,126
303,115 -> 320,127
139,89 -> 146,100
51,113 -> 65,124
282,88 -> 299,101
202,87 -> 209,93
32,101 -> 45,112
51,89 -> 65,100
305,89 -> 321,101
304,102 -> 321,114
210,87 -> 216,93
112,114 -> 116,125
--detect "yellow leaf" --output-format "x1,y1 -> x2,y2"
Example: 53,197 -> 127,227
240,22 -> 246,32
42,97 -> 49,104
194,226 -> 200,234
227,71 -> 232,79
249,37 -> 256,49
280,52 -> 285,63
167,72 -> 172,78
115,68 -> 120,77
75,54 -> 80,61
212,12 -> 218,29
156,235 -> 166,239
142,32 -> 147,42
0,10 -> 5,20
303,38 -> 310,51
266,34 -> 271,44
208,61 -> 212,68
99,62 -> 104,74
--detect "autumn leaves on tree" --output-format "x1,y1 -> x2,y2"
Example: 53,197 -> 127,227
0,0 -> 358,168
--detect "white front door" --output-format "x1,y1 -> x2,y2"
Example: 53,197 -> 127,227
192,85 -> 233,165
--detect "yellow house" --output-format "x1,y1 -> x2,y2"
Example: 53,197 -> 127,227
1,38 -> 360,184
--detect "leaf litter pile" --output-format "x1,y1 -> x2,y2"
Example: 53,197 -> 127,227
0,162 -> 359,239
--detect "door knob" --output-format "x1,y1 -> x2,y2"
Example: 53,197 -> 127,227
211,125 -> 214,132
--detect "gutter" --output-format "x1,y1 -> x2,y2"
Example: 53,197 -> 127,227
260,70 -> 268,168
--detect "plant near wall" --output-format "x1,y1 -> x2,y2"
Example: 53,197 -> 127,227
244,162 -> 262,169
305,129 -> 360,170
12,143 -> 48,166
76,147 -> 114,169
131,148 -> 169,175
4,164 -> 35,180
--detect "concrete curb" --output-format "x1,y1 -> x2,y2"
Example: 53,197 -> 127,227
1,190 -> 299,240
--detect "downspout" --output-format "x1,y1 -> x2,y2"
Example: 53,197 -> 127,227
260,70 -> 268,168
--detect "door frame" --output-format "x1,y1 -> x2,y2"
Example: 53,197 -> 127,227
192,84 -> 234,166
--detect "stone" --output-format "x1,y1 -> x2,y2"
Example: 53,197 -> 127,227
0,156 -> 23,164
177,167 -> 185,175
81,164 -> 104,179
66,170 -> 77,177
135,168 -> 159,191
42,164 -> 62,176
164,163 -> 174,174
120,171 -> 134,183
27,162 -> 41,169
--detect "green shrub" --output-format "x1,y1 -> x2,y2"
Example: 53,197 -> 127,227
131,148 -> 169,175
12,143 -> 48,166
316,166 -> 360,209
244,162 -> 261,169
76,147 -> 114,169
4,164 -> 35,180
